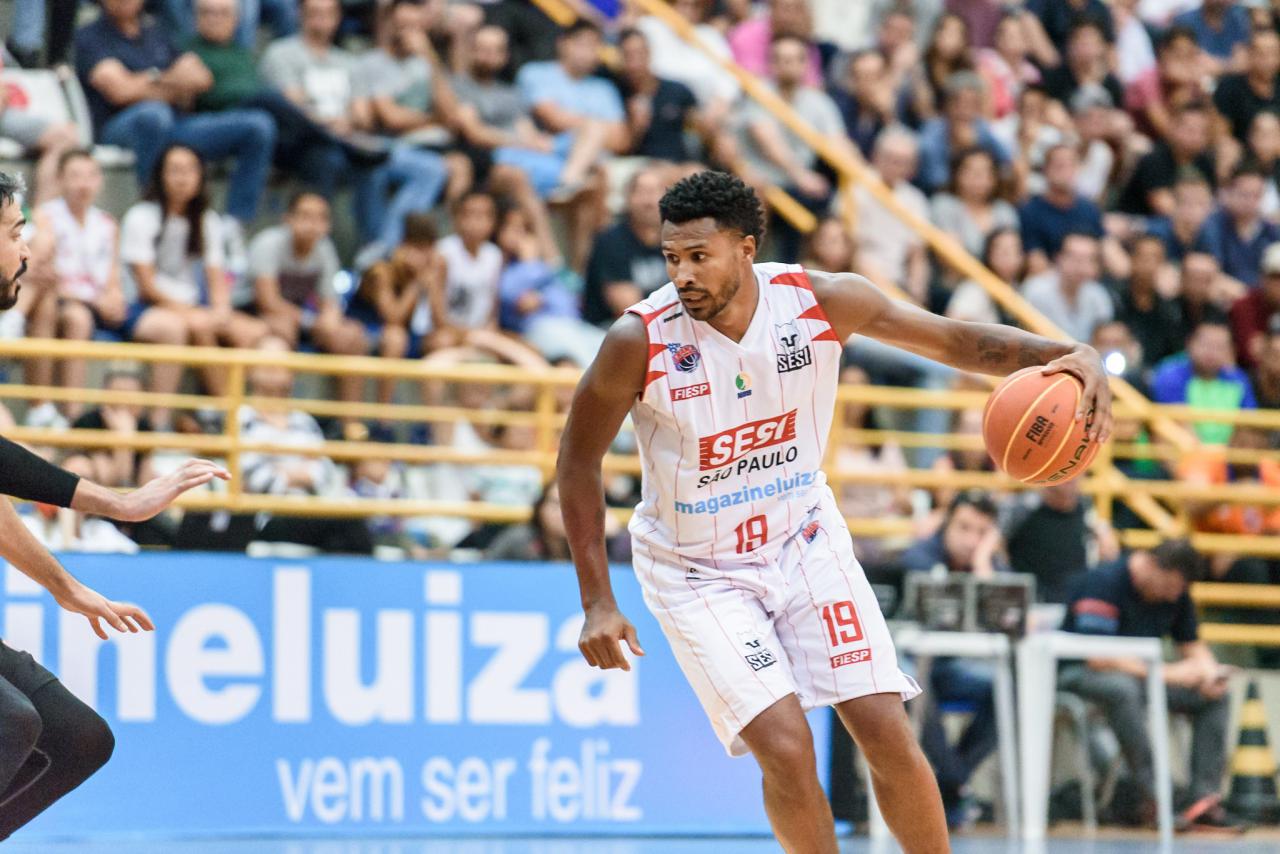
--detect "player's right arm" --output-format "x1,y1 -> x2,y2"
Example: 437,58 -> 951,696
557,313 -> 649,672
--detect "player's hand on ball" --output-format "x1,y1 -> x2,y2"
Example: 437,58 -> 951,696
1041,344 -> 1113,444
579,605 -> 645,671
55,582 -> 155,640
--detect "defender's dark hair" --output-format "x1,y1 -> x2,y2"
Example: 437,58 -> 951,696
0,171 -> 26,211
658,170 -> 764,244
1150,539 -> 1205,583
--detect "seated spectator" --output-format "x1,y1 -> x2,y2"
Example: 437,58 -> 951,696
186,0 -> 373,197
854,127 -> 929,304
1020,145 -> 1104,275
1004,478 -> 1119,603
582,164 -> 668,326
1065,85 -> 1116,205
74,0 -> 275,230
916,13 -> 976,118
734,34 -> 851,262
487,480 -> 629,562
0,54 -> 79,205
1124,25 -> 1206,141
1246,110 -> 1280,219
902,489 -> 1003,826
120,144 -> 267,423
616,28 -> 699,163
1059,540 -> 1244,831
1254,320 -> 1280,408
1178,426 -> 1280,538
495,204 -> 604,368
975,11 -> 1042,120
239,335 -> 373,554
423,190 -> 503,352
990,84 -> 1063,189
729,0 -> 830,87
155,0 -> 297,50
635,0 -> 740,130
1092,319 -> 1149,392
1176,252 -> 1235,333
1145,173 -> 1215,263
1173,0 -> 1250,75
1212,27 -> 1280,142
359,0 -> 467,250
930,147 -> 1018,260
917,71 -> 1010,194
27,151 -> 126,418
260,0 -> 449,262
800,216 -> 857,273
1113,234 -> 1186,371
1040,18 -> 1123,108
517,20 -> 629,267
1022,232 -> 1113,344
1199,163 -> 1280,290
1152,320 -> 1256,445
246,192 -> 368,407
65,368 -> 153,490
831,49 -> 897,158
349,213 -> 442,405
1231,244 -> 1280,370
1118,101 -> 1217,217
946,227 -> 1024,326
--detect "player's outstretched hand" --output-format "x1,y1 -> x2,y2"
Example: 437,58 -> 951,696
114,459 -> 231,522
579,605 -> 645,672
55,582 -> 155,640
1041,344 -> 1113,445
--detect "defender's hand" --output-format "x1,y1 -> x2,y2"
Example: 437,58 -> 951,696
578,605 -> 645,671
1042,345 -> 1112,444
55,582 -> 154,640
115,459 -> 230,521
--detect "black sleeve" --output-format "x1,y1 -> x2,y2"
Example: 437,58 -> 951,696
0,437 -> 82,507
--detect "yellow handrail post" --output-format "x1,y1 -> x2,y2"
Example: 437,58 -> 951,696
226,362 -> 245,507
535,373 -> 558,482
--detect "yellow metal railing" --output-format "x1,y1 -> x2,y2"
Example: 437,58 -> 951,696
4,338 -> 1280,558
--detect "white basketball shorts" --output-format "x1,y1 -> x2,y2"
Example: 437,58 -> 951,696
632,495 -> 921,757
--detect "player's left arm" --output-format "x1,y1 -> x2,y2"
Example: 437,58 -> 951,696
809,269 -> 1113,443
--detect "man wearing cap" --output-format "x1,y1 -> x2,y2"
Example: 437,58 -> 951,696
1230,242 -> 1280,369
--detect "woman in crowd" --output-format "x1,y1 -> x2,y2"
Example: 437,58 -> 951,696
946,227 -> 1025,326
930,147 -> 1019,262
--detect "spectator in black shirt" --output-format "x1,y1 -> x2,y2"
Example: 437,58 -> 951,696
1118,101 -> 1217,217
1114,234 -> 1186,370
1004,478 -> 1118,604
616,29 -> 699,163
1026,0 -> 1114,53
832,49 -> 896,159
1212,28 -> 1280,142
1040,19 -> 1123,109
65,369 -> 153,489
582,164 -> 669,326
1145,173 -> 1215,262
1058,541 -> 1244,832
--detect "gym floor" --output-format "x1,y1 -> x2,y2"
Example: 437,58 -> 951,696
5,834 -> 1278,853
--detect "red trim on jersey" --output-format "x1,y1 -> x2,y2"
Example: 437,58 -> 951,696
770,270 -> 813,290
626,300 -> 681,326
812,327 -> 841,343
644,369 -> 666,389
648,342 -> 668,361
796,304 -> 826,321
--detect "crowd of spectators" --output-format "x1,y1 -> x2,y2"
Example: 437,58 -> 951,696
4,0 -> 1280,833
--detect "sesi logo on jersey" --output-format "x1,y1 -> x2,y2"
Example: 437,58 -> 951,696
697,410 -> 798,471
774,321 -> 812,373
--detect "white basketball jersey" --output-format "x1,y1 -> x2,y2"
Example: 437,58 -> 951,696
626,262 -> 844,563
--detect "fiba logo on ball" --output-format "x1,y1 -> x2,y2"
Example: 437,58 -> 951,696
735,372 -> 752,399
666,342 -> 701,372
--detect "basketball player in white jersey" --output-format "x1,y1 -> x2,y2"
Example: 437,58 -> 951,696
558,171 -> 1112,853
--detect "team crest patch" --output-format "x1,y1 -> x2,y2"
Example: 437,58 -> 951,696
666,342 -> 701,372
735,372 -> 752,399
774,321 -> 812,373
801,521 -> 821,543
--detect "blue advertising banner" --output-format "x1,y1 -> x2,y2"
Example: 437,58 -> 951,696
1,555 -> 830,840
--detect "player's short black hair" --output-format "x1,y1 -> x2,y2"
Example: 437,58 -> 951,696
1150,539 -> 1205,583
0,171 -> 25,212
658,170 -> 765,244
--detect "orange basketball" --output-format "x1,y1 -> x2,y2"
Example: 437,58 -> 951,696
981,367 -> 1100,485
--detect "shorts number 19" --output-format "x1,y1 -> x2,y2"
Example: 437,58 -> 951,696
821,601 -> 864,647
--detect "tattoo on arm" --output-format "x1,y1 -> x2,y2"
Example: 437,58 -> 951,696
972,330 -> 1070,373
